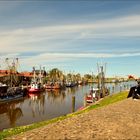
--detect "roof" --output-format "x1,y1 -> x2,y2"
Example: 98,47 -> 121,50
20,72 -> 33,77
0,70 -> 33,77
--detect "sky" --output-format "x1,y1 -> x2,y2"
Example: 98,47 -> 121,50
0,1 -> 140,77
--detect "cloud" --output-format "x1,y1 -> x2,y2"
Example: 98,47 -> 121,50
0,14 -> 140,71
27,52 -> 140,59
1,51 -> 140,72
14,52 -> 140,67
0,14 -> 140,54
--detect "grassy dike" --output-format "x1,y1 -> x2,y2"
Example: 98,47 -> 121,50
0,91 -> 128,139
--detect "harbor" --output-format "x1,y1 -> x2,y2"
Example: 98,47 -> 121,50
0,58 -> 137,131
0,1 -> 140,139
0,80 -> 136,131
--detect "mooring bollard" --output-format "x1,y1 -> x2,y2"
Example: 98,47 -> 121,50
72,96 -> 75,112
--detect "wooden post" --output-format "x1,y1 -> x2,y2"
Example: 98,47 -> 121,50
98,89 -> 100,100
72,96 -> 75,112
127,84 -> 129,89
108,87 -> 110,94
120,85 -> 122,92
124,85 -> 126,90
112,86 -> 115,93
84,94 -> 87,107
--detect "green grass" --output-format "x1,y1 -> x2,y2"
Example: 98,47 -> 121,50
87,91 -> 128,111
0,91 -> 128,140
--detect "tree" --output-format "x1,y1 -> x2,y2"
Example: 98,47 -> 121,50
48,68 -> 64,82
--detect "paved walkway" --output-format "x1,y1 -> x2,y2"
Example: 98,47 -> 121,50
7,98 -> 140,140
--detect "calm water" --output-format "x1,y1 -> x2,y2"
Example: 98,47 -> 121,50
0,81 -> 136,130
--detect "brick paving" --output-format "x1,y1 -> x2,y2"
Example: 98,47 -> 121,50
7,98 -> 140,140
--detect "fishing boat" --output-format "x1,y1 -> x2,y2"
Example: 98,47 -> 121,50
45,83 -> 52,89
0,83 -> 8,93
28,66 -> 45,93
0,87 -> 27,103
28,82 -> 44,93
0,58 -> 28,103
0,94 -> 24,103
86,87 -> 99,103
65,72 -> 78,88
45,82 -> 62,90
78,80 -> 83,85
65,81 -> 77,87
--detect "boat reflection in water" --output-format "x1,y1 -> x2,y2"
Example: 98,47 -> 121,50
47,89 -> 66,103
28,93 -> 45,117
7,106 -> 23,127
0,81 -> 137,131
0,98 -> 25,130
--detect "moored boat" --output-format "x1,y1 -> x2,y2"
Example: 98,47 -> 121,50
0,58 -> 28,103
45,82 -> 63,90
28,83 -> 45,93
65,81 -> 77,87
86,87 -> 100,103
0,94 -> 24,103
0,87 -> 27,103
0,83 -> 8,93
45,83 -> 52,89
28,66 -> 45,93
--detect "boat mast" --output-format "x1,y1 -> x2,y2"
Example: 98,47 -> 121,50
97,62 -> 107,98
39,65 -> 42,84
5,58 -> 19,87
97,63 -> 100,90
33,66 -> 36,83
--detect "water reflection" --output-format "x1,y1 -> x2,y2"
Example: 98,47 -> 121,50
7,106 -> 23,127
66,86 -> 79,95
0,98 -> 25,129
28,93 -> 45,117
0,81 -> 137,130
47,89 -> 66,104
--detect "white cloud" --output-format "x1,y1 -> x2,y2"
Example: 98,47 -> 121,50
0,14 -> 140,53
0,13 -> 140,72
1,51 -> 140,71
15,52 -> 140,67
27,52 -> 140,59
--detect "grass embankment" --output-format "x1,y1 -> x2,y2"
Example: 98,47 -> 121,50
0,91 -> 128,140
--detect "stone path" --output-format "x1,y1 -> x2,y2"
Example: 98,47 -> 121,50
7,98 -> 140,140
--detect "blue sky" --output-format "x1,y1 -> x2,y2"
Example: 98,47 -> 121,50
0,1 -> 140,77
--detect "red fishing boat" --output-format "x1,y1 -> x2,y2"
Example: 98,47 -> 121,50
86,88 -> 99,103
45,82 -> 62,90
28,83 -> 44,93
28,66 -> 45,93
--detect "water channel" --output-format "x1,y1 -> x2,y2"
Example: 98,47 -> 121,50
0,81 -> 136,130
